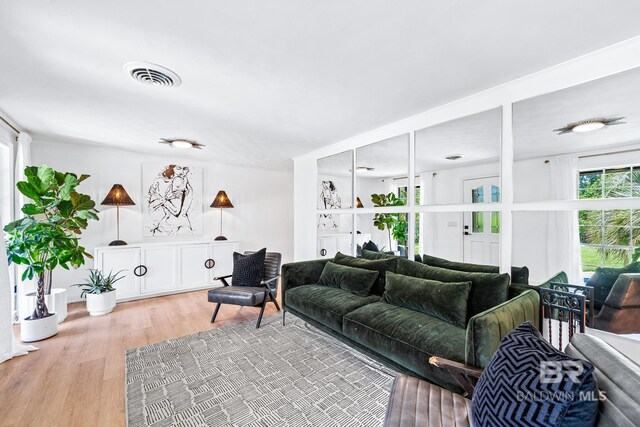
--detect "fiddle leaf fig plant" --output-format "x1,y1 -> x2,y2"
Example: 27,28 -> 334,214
371,192 -> 407,250
4,165 -> 99,320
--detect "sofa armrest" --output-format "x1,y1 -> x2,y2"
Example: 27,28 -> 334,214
281,258 -> 330,307
465,290 -> 539,367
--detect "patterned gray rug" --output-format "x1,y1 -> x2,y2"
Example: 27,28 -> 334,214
125,314 -> 396,426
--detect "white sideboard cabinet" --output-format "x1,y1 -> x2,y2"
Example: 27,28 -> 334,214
94,240 -> 239,301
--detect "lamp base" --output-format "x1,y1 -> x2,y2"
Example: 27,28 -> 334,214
214,236 -> 228,241
108,240 -> 128,246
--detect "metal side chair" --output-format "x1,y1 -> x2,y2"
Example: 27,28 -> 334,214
208,251 -> 282,328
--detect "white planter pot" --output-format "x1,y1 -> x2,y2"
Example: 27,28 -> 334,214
25,288 -> 68,323
86,291 -> 117,316
21,313 -> 59,342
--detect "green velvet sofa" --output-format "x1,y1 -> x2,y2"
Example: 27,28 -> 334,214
281,256 -> 539,392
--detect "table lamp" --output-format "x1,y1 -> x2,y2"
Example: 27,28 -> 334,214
101,184 -> 135,246
210,190 -> 234,240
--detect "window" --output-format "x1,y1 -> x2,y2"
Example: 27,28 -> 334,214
397,186 -> 421,254
579,166 -> 640,272
0,140 -> 12,223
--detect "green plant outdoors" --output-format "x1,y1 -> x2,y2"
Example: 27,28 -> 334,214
371,193 -> 407,251
4,165 -> 99,320
73,269 -> 125,298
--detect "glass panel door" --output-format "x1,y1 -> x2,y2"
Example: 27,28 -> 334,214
463,177 -> 500,265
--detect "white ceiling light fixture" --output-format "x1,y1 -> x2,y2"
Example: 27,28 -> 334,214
159,138 -> 205,149
356,166 -> 375,173
553,117 -> 625,135
445,154 -> 463,161
124,62 -> 182,88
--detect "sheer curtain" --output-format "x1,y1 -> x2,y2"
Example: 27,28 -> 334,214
14,132 -> 32,319
546,155 -> 581,284
1,212 -> 37,364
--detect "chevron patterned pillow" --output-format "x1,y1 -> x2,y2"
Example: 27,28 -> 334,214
472,322 -> 599,427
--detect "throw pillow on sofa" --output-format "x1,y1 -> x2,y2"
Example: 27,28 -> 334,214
232,248 -> 266,286
317,261 -> 380,297
422,253 -> 530,285
472,322 -> 598,427
362,249 -> 422,263
586,261 -> 640,309
334,252 -> 398,295
382,272 -> 471,328
397,257 -> 509,319
362,240 -> 380,252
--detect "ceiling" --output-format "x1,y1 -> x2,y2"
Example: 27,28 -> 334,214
513,66 -> 640,159
2,1 -> 640,169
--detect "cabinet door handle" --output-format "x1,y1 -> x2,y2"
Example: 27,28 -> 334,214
134,265 -> 148,277
320,249 -> 327,256
204,259 -> 216,269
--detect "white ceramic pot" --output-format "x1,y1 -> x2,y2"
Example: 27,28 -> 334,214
20,313 -> 59,342
25,289 -> 68,323
86,291 -> 117,316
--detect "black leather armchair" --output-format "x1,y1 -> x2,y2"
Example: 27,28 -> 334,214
208,251 -> 282,328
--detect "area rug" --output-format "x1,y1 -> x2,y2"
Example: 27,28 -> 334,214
125,314 -> 397,426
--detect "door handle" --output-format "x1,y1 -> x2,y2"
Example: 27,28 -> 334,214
464,232 -> 471,236
320,249 -> 327,256
204,259 -> 216,269
134,265 -> 148,277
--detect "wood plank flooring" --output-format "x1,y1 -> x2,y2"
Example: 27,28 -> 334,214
0,290 -> 281,427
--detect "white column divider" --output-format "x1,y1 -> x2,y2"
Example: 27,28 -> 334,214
407,132 -> 416,261
351,149 -> 357,256
499,104 -> 514,275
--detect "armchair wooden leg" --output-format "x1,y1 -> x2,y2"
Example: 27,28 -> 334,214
268,290 -> 281,311
256,298 -> 268,329
210,303 -> 222,324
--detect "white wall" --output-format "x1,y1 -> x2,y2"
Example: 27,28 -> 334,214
28,138 -> 293,302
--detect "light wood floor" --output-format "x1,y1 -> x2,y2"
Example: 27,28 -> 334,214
0,290 -> 281,427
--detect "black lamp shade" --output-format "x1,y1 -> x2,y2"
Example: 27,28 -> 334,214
101,184 -> 135,206
210,190 -> 234,208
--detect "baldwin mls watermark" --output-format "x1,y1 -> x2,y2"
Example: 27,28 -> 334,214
516,361 -> 605,403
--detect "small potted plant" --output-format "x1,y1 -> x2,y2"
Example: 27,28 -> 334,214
74,269 -> 124,316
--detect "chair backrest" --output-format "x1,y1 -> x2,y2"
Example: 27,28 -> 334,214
244,251 -> 282,293
565,333 -> 640,427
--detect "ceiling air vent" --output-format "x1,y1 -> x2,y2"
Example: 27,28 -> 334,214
123,62 -> 182,88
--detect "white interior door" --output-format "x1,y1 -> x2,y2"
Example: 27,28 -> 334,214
463,177 -> 500,265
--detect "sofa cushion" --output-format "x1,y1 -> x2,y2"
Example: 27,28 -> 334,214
285,285 -> 380,333
362,249 -> 397,261
317,261 -> 379,297
422,253 -> 529,285
334,252 -> 398,296
397,258 -> 510,319
472,322 -> 598,427
586,262 -> 640,309
382,272 -> 471,328
343,302 -> 466,390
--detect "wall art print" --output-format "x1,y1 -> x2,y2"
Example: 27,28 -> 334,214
143,163 -> 203,236
318,179 -> 341,230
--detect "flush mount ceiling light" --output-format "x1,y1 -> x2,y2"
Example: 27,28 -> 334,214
553,117 -> 625,135
159,138 -> 205,149
124,62 -> 182,87
356,166 -> 375,173
445,154 -> 463,161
